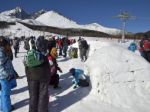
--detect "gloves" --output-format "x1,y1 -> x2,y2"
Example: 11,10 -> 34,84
59,69 -> 63,73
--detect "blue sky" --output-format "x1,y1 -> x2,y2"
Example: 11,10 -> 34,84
0,0 -> 150,33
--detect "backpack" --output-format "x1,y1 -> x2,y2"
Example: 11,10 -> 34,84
80,40 -> 88,49
78,79 -> 89,87
143,40 -> 150,51
24,49 -> 44,68
70,47 -> 78,58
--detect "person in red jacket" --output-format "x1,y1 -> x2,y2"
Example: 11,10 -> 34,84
57,38 -> 63,56
48,47 -> 62,89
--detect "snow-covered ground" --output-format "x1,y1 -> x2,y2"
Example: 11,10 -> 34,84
11,37 -> 150,112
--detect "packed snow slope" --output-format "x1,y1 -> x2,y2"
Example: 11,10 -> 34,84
11,38 -> 150,112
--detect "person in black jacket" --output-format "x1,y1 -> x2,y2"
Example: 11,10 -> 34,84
25,52 -> 50,112
78,38 -> 89,62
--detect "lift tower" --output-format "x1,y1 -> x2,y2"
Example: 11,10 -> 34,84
114,11 -> 135,42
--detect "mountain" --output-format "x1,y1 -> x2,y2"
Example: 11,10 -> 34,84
0,7 -> 121,36
36,11 -> 121,35
0,7 -> 30,19
36,11 -> 81,28
83,23 -> 121,35
31,9 -> 47,19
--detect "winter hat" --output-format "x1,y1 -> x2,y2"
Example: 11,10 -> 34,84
50,47 -> 57,58
69,68 -> 75,76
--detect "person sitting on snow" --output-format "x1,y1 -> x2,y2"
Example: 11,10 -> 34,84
69,68 -> 89,89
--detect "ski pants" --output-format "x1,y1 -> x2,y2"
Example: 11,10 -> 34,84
80,48 -> 87,61
28,80 -> 49,112
144,51 -> 150,62
0,79 -> 12,112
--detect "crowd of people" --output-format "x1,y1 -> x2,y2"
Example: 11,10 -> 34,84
0,34 -> 150,112
0,35 -> 90,112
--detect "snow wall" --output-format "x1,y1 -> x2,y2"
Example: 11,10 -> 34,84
85,45 -> 150,110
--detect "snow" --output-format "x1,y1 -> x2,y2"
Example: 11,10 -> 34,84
83,23 -> 121,35
0,14 -> 20,22
22,19 -> 45,26
0,22 -> 52,38
0,8 -> 121,36
10,37 -> 150,112
0,7 -> 22,17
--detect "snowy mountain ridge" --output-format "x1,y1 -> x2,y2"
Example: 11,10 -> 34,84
36,11 -> 121,35
0,7 -> 121,35
0,7 -> 30,19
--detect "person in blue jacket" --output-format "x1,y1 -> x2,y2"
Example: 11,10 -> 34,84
69,68 -> 87,89
0,36 -> 15,112
128,42 -> 137,52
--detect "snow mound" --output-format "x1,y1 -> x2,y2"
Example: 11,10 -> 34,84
85,45 -> 150,110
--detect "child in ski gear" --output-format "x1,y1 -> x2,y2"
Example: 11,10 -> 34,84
128,42 -> 137,52
69,68 -> 87,89
48,47 -> 62,89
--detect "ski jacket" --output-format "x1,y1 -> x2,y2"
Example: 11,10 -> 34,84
0,47 -> 14,79
72,69 -> 86,86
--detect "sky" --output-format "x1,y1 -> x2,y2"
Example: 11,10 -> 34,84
0,0 -> 150,33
